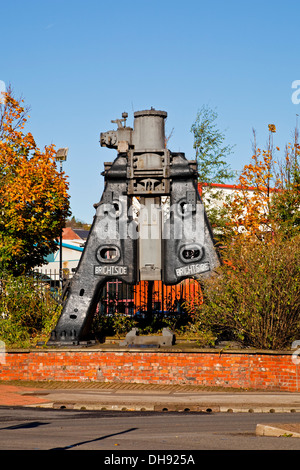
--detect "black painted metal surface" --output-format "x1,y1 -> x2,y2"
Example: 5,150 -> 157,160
48,109 -> 220,345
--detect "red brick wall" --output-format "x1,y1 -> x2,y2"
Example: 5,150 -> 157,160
0,349 -> 299,391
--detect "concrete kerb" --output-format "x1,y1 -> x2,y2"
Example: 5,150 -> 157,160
256,423 -> 300,438
12,382 -> 300,414
28,403 -> 300,414
44,404 -> 300,414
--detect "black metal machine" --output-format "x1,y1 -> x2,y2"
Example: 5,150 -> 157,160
48,109 -> 220,345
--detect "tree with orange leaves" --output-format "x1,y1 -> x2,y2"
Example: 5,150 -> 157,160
185,124 -> 300,350
225,125 -> 300,240
0,87 -> 71,274
225,144 -> 275,238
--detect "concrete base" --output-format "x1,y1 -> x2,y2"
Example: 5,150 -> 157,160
119,327 -> 176,347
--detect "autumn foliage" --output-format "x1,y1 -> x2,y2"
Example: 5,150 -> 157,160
0,87 -> 70,274
186,124 -> 300,350
224,127 -> 300,239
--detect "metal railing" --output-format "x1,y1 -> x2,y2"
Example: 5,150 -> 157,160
31,270 -> 201,315
32,268 -> 73,304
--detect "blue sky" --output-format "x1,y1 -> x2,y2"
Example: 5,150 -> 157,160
1,0 -> 300,222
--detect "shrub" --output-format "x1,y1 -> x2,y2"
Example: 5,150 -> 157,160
0,273 -> 61,347
92,313 -> 137,340
186,233 -> 300,350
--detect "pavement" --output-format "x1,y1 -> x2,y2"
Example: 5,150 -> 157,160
1,381 -> 300,438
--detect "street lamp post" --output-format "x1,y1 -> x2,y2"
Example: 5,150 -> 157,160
55,147 -> 69,287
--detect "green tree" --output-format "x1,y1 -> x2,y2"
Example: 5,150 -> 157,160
191,105 -> 235,242
191,105 -> 235,184
66,215 -> 91,230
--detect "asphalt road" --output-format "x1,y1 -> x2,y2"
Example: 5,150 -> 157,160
0,407 -> 299,452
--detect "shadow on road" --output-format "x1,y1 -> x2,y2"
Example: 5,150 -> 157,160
49,427 -> 139,450
1,421 -> 50,430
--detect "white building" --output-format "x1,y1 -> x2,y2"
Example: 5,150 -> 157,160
36,227 -> 87,279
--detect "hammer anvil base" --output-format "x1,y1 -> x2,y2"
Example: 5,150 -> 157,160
119,327 -> 176,348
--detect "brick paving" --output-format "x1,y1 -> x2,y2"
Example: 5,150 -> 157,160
0,384 -> 51,407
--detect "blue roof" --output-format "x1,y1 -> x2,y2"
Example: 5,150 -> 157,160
61,242 -> 84,252
52,240 -> 84,252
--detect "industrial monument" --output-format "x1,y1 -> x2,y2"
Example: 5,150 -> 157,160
48,109 -> 220,345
